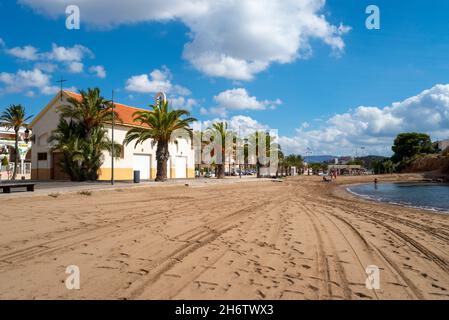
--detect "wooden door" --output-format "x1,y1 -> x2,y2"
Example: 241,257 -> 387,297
52,152 -> 70,180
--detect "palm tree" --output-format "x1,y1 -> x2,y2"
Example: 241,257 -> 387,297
124,100 -> 196,182
83,126 -> 121,180
49,88 -> 122,181
49,117 -> 122,181
207,122 -> 232,179
0,104 -> 32,180
382,159 -> 396,174
193,130 -> 208,176
58,87 -> 117,136
285,154 -> 304,176
277,150 -> 285,178
247,131 -> 280,178
48,118 -> 85,180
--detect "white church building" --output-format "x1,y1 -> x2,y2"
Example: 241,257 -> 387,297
29,91 -> 195,181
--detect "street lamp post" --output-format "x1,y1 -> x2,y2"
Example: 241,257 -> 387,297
306,148 -> 312,175
111,90 -> 115,186
24,128 -> 30,143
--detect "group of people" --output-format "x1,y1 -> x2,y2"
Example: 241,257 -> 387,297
330,170 -> 338,180
323,170 -> 338,182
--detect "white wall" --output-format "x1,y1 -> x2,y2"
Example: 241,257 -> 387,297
31,93 -> 195,179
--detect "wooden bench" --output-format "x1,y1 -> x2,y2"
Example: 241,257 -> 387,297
0,183 -> 35,193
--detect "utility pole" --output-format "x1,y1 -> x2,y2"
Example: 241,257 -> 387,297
306,147 -> 312,176
56,77 -> 67,101
111,90 -> 115,185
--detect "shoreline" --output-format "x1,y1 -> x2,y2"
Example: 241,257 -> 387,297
340,177 -> 449,216
345,185 -> 449,216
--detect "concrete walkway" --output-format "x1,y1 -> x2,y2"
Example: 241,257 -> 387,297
0,176 -> 280,198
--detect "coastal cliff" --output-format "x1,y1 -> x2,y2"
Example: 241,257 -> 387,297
404,154 -> 449,179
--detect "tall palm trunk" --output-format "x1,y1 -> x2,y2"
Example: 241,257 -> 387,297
216,164 -> 225,179
156,141 -> 169,182
12,128 -> 19,180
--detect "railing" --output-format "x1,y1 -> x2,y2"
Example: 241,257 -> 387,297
0,162 -> 32,179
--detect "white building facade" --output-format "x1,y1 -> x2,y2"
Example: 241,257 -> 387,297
0,126 -> 32,180
29,91 -> 195,181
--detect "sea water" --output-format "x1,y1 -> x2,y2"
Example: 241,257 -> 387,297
347,182 -> 449,213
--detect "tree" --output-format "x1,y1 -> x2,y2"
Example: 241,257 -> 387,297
285,154 -> 304,175
124,100 -> 196,182
372,159 -> 396,174
207,122 -> 234,179
0,104 -> 32,180
310,163 -> 328,175
49,88 -> 121,181
58,87 -> 117,136
382,159 -> 396,174
392,133 -> 434,164
247,131 -> 280,178
48,118 -> 84,180
277,150 -> 285,177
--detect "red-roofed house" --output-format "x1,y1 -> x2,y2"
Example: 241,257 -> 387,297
29,91 -> 195,180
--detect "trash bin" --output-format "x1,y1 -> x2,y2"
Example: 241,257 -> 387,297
133,170 -> 140,183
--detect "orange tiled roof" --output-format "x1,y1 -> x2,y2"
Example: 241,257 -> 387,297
64,91 -> 148,127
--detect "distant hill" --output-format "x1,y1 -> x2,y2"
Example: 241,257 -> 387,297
303,155 -> 387,168
358,155 -> 388,169
304,155 -> 336,164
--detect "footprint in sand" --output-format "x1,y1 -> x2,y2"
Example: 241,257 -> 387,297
432,283 -> 447,291
302,264 -> 311,269
354,292 -> 372,299
256,290 -> 266,298
308,284 -> 319,292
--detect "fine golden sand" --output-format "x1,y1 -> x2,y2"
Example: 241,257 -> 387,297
0,175 -> 448,300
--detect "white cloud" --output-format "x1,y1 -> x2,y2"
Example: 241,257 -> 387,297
196,84 -> 449,156
0,41 -> 103,87
19,0 -> 350,80
89,65 -> 107,78
34,62 -> 57,73
204,88 -> 281,116
68,61 -> 84,73
0,68 -> 59,95
47,43 -> 93,62
125,67 -> 190,95
0,41 -> 99,95
25,90 -> 35,97
6,45 -> 40,61
3,42 -> 92,64
171,96 -> 197,111
279,84 -> 449,156
200,115 -> 269,137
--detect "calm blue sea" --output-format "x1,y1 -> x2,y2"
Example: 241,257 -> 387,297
347,182 -> 449,213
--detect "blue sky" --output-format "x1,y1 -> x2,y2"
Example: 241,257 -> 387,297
1,0 -> 449,156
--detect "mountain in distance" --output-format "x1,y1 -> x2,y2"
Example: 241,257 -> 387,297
303,155 -> 388,167
357,155 -> 388,169
303,155 -> 336,164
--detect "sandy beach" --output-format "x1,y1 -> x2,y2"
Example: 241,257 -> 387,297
0,175 -> 448,300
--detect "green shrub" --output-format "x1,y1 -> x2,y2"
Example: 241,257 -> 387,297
1,157 -> 9,167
